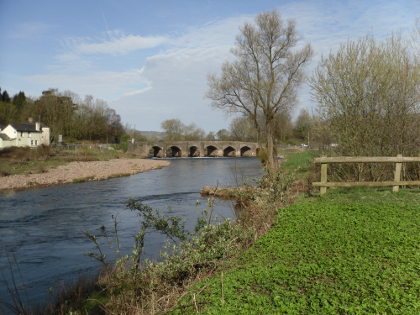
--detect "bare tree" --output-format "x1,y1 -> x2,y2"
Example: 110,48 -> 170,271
207,10 -> 312,169
161,119 -> 185,141
294,108 -> 312,144
161,119 -> 206,141
310,36 -> 420,157
230,116 -> 257,141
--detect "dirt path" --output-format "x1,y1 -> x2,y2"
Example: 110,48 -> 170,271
0,159 -> 170,191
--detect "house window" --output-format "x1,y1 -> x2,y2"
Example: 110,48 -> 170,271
31,140 -> 33,145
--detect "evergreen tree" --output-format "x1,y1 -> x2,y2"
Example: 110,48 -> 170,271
12,91 -> 27,109
2,90 -> 11,103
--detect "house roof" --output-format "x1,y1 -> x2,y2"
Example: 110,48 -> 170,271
0,134 -> 12,141
11,122 -> 44,132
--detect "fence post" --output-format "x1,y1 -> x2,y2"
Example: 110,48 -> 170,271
393,154 -> 402,192
320,158 -> 328,195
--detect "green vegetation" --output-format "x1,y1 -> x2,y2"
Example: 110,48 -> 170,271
34,150 -> 419,314
107,172 -> 132,179
0,146 -> 125,177
49,201 -> 256,314
173,188 -> 420,314
45,151 -> 308,314
0,88 -> 125,143
72,176 -> 96,183
281,150 -> 317,174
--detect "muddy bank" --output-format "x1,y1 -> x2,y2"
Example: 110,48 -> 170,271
0,158 -> 170,191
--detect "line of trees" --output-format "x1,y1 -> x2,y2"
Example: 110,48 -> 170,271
159,115 -> 308,144
0,88 -> 124,143
310,36 -> 419,157
208,10 -> 419,171
160,119 -> 206,141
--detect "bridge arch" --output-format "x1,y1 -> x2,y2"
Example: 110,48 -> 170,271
223,146 -> 236,157
206,145 -> 219,157
141,141 -> 258,158
167,145 -> 182,157
150,146 -> 164,158
240,146 -> 252,157
189,145 -> 200,157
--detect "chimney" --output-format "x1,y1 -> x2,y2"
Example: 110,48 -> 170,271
35,122 -> 41,131
28,117 -> 34,123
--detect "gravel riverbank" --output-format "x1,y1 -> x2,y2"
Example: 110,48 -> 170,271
0,158 -> 170,191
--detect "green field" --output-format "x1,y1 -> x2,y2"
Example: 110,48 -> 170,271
172,187 -> 420,314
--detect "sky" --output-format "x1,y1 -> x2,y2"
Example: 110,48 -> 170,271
0,0 -> 418,132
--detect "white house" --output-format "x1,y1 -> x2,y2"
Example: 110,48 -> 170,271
0,121 -> 50,149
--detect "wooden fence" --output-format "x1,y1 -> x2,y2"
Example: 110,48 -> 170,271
313,155 -> 420,195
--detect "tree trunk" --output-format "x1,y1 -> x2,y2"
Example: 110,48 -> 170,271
266,121 -> 276,171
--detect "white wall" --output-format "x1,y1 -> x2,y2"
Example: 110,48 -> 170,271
2,125 -> 18,139
41,127 -> 50,145
0,124 -> 50,148
0,138 -> 17,149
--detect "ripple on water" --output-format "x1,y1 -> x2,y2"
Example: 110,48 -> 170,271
0,158 -> 263,310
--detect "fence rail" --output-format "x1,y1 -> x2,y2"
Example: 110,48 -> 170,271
313,155 -> 420,195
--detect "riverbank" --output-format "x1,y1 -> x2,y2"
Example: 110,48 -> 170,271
174,187 -> 420,314
0,158 -> 170,191
40,151 -> 310,314
48,149 -> 419,314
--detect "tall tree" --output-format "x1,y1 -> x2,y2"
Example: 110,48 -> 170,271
161,119 -> 206,141
310,36 -> 420,156
294,109 -> 312,144
2,90 -> 11,103
230,116 -> 257,141
183,123 -> 206,140
12,91 -> 27,117
161,119 -> 185,141
0,101 -> 18,125
33,89 -> 76,138
272,111 -> 293,143
216,128 -> 231,141
208,10 -> 312,169
205,131 -> 216,140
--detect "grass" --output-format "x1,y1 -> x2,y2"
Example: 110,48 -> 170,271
281,149 -> 318,174
72,176 -> 96,183
24,149 -> 419,314
172,187 -> 420,314
84,150 -> 316,314
0,146 -> 135,176
0,159 -> 65,176
107,172 -> 132,179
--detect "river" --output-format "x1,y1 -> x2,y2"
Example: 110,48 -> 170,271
0,157 -> 262,312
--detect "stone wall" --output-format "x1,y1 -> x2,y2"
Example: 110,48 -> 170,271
128,141 -> 259,158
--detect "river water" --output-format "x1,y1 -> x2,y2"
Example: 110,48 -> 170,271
0,157 -> 262,311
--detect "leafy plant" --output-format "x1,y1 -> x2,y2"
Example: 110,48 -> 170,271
174,188 -> 420,314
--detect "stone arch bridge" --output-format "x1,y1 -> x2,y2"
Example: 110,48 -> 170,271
128,141 -> 259,158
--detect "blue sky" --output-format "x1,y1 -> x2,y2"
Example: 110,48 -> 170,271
0,0 -> 418,131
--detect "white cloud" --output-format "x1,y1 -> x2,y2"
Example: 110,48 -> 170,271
21,0 -> 419,131
25,69 -> 149,100
62,30 -> 168,55
112,16 -> 254,131
123,86 -> 152,96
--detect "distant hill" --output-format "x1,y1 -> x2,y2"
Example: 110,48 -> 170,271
139,131 -> 166,140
